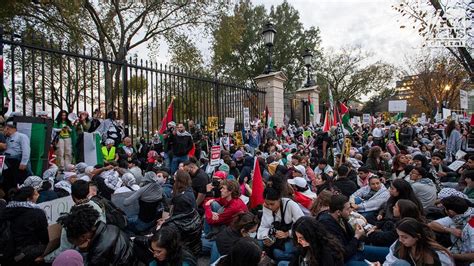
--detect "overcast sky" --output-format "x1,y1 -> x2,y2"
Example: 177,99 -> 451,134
134,0 -> 426,70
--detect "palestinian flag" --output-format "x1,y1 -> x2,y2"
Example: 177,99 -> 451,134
83,132 -> 104,167
16,119 -> 52,176
159,98 -> 174,134
342,113 -> 354,134
265,106 -> 274,128
250,157 -> 264,209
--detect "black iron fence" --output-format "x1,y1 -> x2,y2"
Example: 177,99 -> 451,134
0,28 -> 266,141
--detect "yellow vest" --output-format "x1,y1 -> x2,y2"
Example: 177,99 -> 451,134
102,146 -> 116,161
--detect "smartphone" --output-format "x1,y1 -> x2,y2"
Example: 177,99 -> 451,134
364,259 -> 373,265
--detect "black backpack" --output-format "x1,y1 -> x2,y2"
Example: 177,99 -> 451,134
91,195 -> 128,230
0,219 -> 15,261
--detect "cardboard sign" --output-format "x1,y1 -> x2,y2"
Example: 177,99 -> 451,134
210,145 -> 221,166
443,108 -> 451,119
224,117 -> 235,134
352,116 -> 361,125
448,160 -> 465,172
38,196 -> 75,225
460,89 -> 468,109
420,113 -> 427,124
243,108 -> 250,130
233,131 -> 243,146
363,114 -> 371,124
208,117 -> 218,132
388,100 -> 407,112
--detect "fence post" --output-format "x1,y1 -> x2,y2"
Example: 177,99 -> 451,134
122,60 -> 129,137
0,26 -> 4,116
214,72 -> 220,126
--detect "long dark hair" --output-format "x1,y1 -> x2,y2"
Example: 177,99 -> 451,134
292,216 -> 344,265
388,179 -> 423,213
172,170 -> 191,196
396,218 -> 451,264
230,212 -> 259,236
392,154 -> 407,171
396,199 -> 425,221
216,237 -> 261,266
55,110 -> 71,125
445,120 -> 456,137
150,226 -> 183,265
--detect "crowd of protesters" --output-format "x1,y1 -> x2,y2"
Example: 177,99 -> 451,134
0,109 -> 473,266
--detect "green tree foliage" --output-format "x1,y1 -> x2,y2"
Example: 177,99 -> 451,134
211,0 -> 322,91
317,46 -> 395,103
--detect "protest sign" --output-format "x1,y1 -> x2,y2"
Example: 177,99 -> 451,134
388,100 -> 407,112
233,131 -> 244,146
224,117 -> 235,134
363,114 -> 371,124
210,145 -> 221,166
208,117 -> 218,132
243,108 -> 250,130
38,197 -> 75,225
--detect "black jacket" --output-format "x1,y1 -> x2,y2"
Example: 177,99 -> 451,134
162,210 -> 202,257
318,212 -> 360,261
365,219 -> 398,247
172,133 -> 193,156
333,177 -> 357,198
215,227 -> 241,256
1,206 -> 49,249
290,246 -> 344,266
87,222 -> 136,266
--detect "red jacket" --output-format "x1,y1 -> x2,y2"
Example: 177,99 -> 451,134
204,197 -> 248,225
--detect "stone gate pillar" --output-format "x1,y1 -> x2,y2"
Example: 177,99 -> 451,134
294,86 -> 320,125
254,71 -> 287,127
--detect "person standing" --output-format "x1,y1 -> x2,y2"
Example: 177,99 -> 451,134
53,110 -> 73,170
188,120 -> 202,159
445,120 -> 462,163
170,123 -> 193,174
2,119 -> 31,194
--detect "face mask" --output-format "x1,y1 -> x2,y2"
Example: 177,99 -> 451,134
248,232 -> 257,238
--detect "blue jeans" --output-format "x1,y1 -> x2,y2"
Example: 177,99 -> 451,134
126,215 -> 155,234
210,241 -> 221,264
273,239 -> 297,262
345,245 -> 389,266
171,154 -> 189,174
204,201 -> 223,235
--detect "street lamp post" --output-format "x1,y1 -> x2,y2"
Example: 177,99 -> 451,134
303,48 -> 316,87
262,22 -> 276,74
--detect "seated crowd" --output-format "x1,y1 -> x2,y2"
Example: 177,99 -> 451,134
0,118 -> 473,266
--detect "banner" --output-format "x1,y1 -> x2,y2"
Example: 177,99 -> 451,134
210,145 -> 221,166
243,108 -> 250,130
460,90 -> 468,109
224,117 -> 235,134
38,197 -> 75,225
207,117 -> 218,132
388,100 -> 407,112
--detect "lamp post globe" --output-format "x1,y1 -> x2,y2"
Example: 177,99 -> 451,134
262,22 -> 276,74
303,48 -> 316,87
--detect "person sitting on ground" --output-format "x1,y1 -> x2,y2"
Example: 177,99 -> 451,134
409,166 -> 438,209
366,199 -> 425,247
213,212 -> 259,264
204,179 -> 248,237
114,173 -> 140,194
382,218 -> 453,266
318,194 -> 388,264
287,176 -> 316,211
257,176 -> 304,263
356,166 -> 374,188
428,196 -> 474,265
124,171 -> 164,234
430,152 -> 458,187
310,190 -> 333,219
312,172 -> 334,195
464,170 -> 474,201
313,158 -> 334,178
376,179 -> 423,222
147,226 -> 197,266
285,216 -> 345,266
58,204 -> 136,266
350,175 -> 390,222
102,139 -> 118,163
333,165 -> 358,197
0,187 -> 49,265
214,237 -> 263,266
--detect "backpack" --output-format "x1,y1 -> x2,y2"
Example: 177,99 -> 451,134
91,195 -> 128,230
0,219 -> 15,261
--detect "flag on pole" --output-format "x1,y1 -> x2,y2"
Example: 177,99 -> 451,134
159,98 -> 174,134
322,110 -> 331,132
250,157 -> 264,209
308,94 -> 314,117
339,102 -> 349,115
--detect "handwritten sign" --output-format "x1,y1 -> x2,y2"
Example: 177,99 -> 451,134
208,117 -> 218,132
38,196 -> 75,225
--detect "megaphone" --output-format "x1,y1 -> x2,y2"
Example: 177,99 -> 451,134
68,113 -> 78,122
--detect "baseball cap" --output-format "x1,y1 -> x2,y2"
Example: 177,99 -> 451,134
287,177 -> 307,189
212,171 -> 227,179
